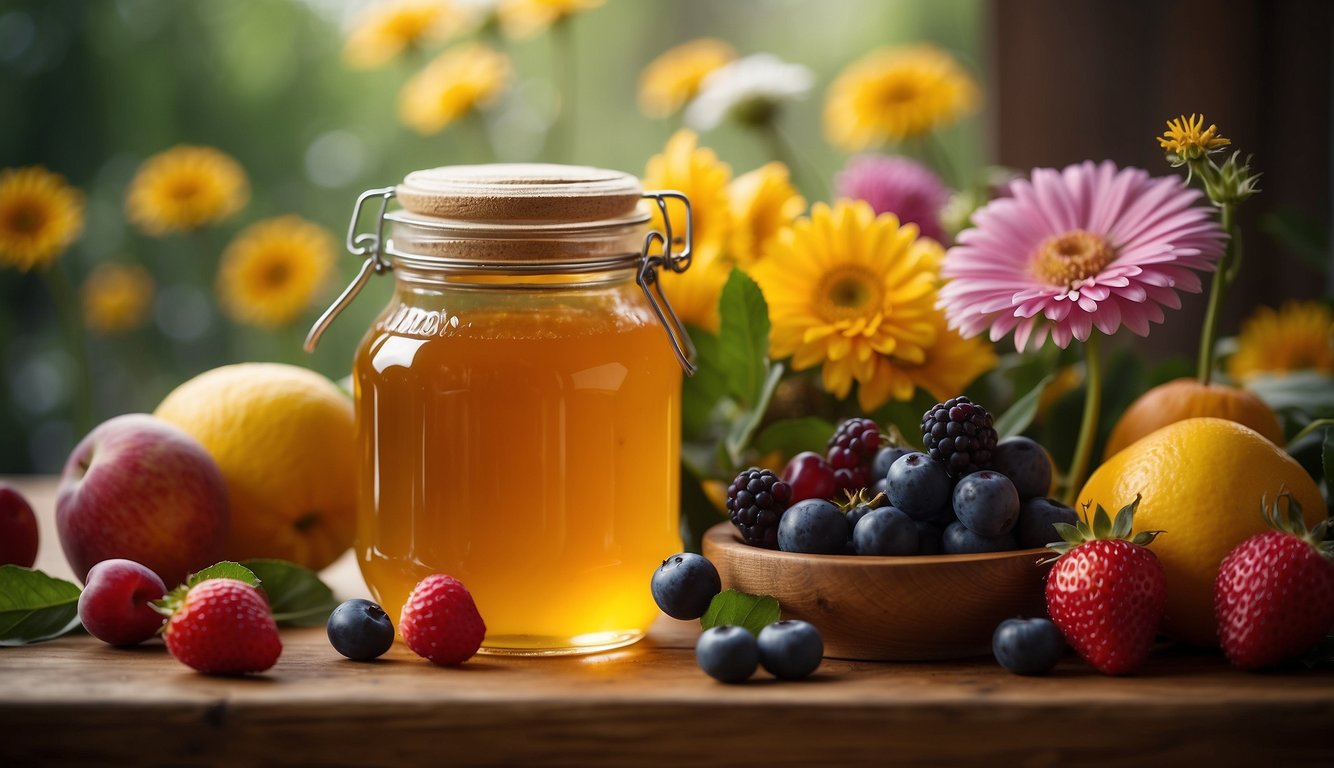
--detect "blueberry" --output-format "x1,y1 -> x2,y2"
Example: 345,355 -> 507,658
991,437 -> 1054,500
992,617 -> 1065,675
886,452 -> 952,521
1015,497 -> 1080,549
870,477 -> 891,502
942,520 -> 1017,554
915,520 -> 944,555
757,620 -> 824,680
777,498 -> 848,555
327,599 -> 395,661
853,507 -> 918,556
651,553 -> 722,620
845,501 -> 875,530
952,471 -> 1020,537
695,625 -> 759,683
872,446 -> 911,481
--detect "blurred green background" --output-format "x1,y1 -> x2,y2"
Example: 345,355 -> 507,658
0,0 -> 984,472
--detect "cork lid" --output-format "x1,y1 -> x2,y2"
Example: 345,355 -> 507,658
396,163 -> 645,224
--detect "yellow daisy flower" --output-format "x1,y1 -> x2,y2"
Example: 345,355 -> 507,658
126,146 -> 249,237
497,0 -> 604,38
727,161 -> 805,269
751,200 -> 948,411
879,308 -> 998,409
638,38 -> 736,118
82,263 -> 154,335
1227,300 -> 1334,381
0,166 -> 84,272
398,43 -> 511,135
1158,113 -> 1230,162
344,0 -> 473,70
217,216 -> 335,329
642,129 -> 733,331
824,44 -> 980,151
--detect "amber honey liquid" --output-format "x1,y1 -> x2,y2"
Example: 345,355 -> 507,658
353,275 -> 682,654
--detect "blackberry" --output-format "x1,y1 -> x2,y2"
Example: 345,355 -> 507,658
920,396 -> 998,478
726,468 -> 793,548
826,417 -> 881,494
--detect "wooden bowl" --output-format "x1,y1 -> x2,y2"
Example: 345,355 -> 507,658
701,522 -> 1051,661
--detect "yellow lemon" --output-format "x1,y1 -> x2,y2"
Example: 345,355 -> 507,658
1078,417 -> 1322,647
155,363 -> 356,571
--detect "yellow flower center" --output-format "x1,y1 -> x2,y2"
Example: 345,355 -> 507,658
880,76 -> 920,106
3,200 -> 45,235
167,177 -> 202,203
818,266 -> 882,321
261,258 -> 291,288
1033,230 -> 1115,287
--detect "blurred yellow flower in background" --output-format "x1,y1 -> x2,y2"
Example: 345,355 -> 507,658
752,200 -> 950,410
0,166 -> 84,271
217,216 -> 335,329
498,0 -> 604,38
126,146 -> 249,237
727,161 -> 805,268
638,38 -> 736,118
824,44 -> 979,150
398,43 -> 511,134
344,0 -> 473,70
642,129 -> 733,331
1227,300 -> 1334,381
82,263 -> 154,335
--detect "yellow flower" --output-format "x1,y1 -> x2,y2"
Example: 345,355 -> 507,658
642,129 -> 733,331
82,263 -> 154,335
824,44 -> 980,151
343,0 -> 473,70
497,0 -> 603,38
881,308 -> 998,407
1227,301 -> 1334,381
217,216 -> 335,329
126,146 -> 249,237
638,38 -> 736,118
1158,113 -> 1230,162
0,166 -> 84,271
398,43 -> 511,135
751,200 -> 951,411
727,161 -> 805,269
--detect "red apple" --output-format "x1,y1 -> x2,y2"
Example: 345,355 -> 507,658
57,414 -> 229,586
0,482 -> 39,567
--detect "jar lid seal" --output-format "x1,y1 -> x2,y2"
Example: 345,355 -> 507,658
397,163 -> 644,224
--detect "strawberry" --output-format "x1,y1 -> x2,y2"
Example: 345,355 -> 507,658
400,573 -> 486,666
1215,490 -> 1334,670
1044,496 -> 1165,675
160,578 -> 282,675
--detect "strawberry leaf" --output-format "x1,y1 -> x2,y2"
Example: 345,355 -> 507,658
700,589 -> 780,636
1111,495 -> 1141,540
1053,522 -> 1084,544
187,561 -> 260,589
1092,504 -> 1112,539
0,566 -> 83,645
240,559 -> 339,627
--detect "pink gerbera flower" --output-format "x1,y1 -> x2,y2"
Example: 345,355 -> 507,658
835,154 -> 949,243
939,160 -> 1227,351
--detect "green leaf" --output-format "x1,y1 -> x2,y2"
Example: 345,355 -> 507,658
1091,504 -> 1112,539
679,461 -> 726,554
995,373 -> 1053,439
1247,372 -> 1334,415
187,561 -> 260,589
681,328 -> 728,440
723,362 -> 785,467
0,566 -> 83,646
1259,209 -> 1330,273
700,589 -> 780,636
1052,522 -> 1083,545
1110,495 -> 1140,540
753,417 -> 836,458
718,269 -> 771,408
241,559 -> 339,627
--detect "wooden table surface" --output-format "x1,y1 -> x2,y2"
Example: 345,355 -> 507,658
3,476 -> 1333,767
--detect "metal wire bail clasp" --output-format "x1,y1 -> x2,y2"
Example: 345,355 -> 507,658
637,190 -> 697,375
303,186 -> 396,353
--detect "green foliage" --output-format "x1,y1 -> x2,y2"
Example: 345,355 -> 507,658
0,566 -> 83,645
241,559 -> 339,627
700,589 -> 780,636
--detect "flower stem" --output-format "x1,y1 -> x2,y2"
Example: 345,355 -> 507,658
41,264 -> 94,434
1196,202 -> 1237,385
758,120 -> 829,200
550,16 -> 575,162
916,132 -> 962,190
1062,333 -> 1102,507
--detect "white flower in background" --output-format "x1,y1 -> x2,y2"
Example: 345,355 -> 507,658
684,53 -> 815,132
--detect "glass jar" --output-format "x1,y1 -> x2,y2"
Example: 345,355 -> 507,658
308,164 -> 694,655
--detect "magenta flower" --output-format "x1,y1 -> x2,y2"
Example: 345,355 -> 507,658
835,154 -> 949,243
939,160 -> 1227,351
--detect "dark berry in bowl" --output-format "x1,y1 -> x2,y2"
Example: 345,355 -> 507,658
952,471 -> 1021,538
827,417 -> 881,494
872,445 -> 911,482
942,520 -> 1016,554
921,396 -> 998,478
992,617 -> 1065,676
853,507 -> 919,556
696,625 -> 758,684
780,451 -> 838,503
758,620 -> 824,680
991,436 -> 1054,500
778,498 -> 848,555
1015,497 -> 1079,549
651,553 -> 721,620
726,467 -> 792,548
915,520 -> 944,555
886,452 -> 952,522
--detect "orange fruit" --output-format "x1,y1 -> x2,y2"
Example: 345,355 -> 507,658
1102,377 -> 1283,461
155,363 -> 356,571
1077,417 -> 1323,647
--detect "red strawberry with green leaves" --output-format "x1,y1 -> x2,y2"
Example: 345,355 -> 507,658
1215,489 -> 1334,670
158,577 -> 282,675
1044,496 -> 1165,675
